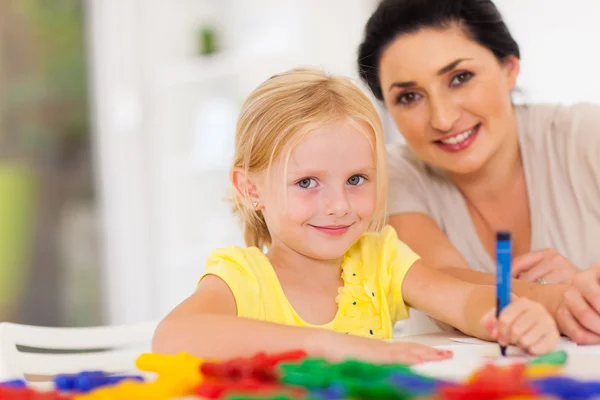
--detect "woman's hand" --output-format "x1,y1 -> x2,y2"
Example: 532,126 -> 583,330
315,330 -> 452,365
481,297 -> 559,355
511,248 -> 581,285
555,263 -> 600,345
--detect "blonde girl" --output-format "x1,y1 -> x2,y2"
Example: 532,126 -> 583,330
153,67 -> 559,363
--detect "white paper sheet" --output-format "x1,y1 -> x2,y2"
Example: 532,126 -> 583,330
448,336 -> 580,349
412,338 -> 600,381
411,343 -> 532,381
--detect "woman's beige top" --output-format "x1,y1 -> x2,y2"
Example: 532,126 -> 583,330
387,102 -> 600,273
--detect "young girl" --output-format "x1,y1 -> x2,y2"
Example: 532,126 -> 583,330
153,67 -> 559,364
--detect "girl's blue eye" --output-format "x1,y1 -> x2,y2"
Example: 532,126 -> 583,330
298,178 -> 317,189
347,175 -> 365,186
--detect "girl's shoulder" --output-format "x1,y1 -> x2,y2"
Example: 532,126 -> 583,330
205,244 -> 270,274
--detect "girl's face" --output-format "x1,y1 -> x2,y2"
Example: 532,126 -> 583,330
256,118 -> 377,261
378,25 -> 520,177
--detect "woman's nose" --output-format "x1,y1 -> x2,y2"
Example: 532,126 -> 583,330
429,93 -> 460,133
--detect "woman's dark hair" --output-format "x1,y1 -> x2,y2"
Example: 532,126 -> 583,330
357,0 -> 520,100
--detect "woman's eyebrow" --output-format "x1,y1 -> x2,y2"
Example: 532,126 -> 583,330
436,58 -> 472,75
388,58 -> 473,92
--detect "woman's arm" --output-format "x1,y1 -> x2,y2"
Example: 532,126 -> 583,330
389,213 -> 567,318
389,213 -> 471,271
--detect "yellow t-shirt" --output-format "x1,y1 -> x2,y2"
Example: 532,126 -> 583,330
198,225 -> 420,339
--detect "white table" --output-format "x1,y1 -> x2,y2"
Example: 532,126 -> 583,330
9,332 -> 600,398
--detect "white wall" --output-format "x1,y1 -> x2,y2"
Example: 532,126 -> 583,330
498,0 -> 600,105
86,0 -> 157,324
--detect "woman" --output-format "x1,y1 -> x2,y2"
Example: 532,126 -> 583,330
357,0 -> 600,343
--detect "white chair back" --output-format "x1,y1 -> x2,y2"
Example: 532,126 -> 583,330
0,321 -> 157,381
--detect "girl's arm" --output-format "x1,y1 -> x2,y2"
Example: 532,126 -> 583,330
152,275 -> 450,363
401,261 -> 560,354
152,275 -> 323,359
400,260 -> 494,339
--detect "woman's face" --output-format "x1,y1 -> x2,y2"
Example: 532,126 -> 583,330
379,25 -> 520,176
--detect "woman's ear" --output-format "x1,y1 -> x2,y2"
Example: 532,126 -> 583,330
231,168 -> 261,209
503,55 -> 520,92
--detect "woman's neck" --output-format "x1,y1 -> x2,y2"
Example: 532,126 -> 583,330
448,116 -> 523,202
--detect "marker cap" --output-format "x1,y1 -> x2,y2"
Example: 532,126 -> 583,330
496,231 -> 511,241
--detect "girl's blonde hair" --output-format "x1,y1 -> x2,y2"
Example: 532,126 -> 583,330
231,67 -> 388,249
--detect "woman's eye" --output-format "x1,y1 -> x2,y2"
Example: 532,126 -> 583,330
297,178 -> 317,189
396,92 -> 421,105
347,175 -> 365,186
450,71 -> 474,87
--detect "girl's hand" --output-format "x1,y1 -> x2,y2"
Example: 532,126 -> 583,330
314,330 -> 453,365
511,248 -> 580,285
481,297 -> 559,355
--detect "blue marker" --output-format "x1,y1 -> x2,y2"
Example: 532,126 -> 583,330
496,230 -> 512,357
